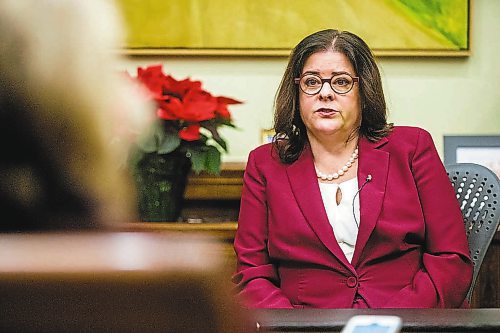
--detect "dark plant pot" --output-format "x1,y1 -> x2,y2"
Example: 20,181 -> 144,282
132,151 -> 192,222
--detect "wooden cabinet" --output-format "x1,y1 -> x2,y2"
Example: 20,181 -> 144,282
120,222 -> 238,274
180,162 -> 244,223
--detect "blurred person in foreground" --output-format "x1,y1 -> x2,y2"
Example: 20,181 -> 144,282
0,0 -> 150,231
233,29 -> 473,308
0,5 -> 255,331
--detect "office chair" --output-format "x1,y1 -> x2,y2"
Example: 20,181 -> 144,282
445,163 -> 500,303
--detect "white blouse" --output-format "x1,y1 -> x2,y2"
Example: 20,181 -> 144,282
318,177 -> 360,263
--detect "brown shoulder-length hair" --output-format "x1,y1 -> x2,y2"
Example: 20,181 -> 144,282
273,29 -> 393,164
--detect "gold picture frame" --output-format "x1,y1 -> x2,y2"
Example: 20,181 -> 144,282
117,0 -> 471,57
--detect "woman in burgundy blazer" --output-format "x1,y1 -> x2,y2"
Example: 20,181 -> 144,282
233,30 -> 472,309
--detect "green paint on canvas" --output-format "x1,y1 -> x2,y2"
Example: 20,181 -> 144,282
393,0 -> 468,48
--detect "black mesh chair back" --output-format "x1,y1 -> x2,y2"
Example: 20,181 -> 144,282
445,163 -> 500,303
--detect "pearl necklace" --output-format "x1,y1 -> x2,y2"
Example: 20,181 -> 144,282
315,146 -> 359,181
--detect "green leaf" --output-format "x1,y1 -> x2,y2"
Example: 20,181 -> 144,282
214,137 -> 227,151
205,145 -> 222,174
187,146 -> 221,175
200,121 -> 228,151
136,122 -> 161,153
188,149 -> 207,174
218,118 -> 236,128
158,130 -> 181,154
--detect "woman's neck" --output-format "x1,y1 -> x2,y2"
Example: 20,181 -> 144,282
309,132 -> 360,182
308,131 -> 359,156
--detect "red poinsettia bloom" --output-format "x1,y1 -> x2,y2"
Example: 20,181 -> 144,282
215,96 -> 240,119
156,96 -> 183,120
164,76 -> 202,99
181,89 -> 218,122
179,124 -> 201,141
136,65 -> 166,100
132,64 -> 242,174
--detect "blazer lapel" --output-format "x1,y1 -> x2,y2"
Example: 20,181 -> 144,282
286,145 -> 353,268
351,136 -> 390,267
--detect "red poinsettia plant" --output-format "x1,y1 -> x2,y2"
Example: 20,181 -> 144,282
131,64 -> 241,174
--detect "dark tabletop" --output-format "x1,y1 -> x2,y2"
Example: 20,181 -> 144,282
254,308 -> 500,332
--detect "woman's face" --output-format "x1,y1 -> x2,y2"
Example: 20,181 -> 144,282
298,50 -> 361,141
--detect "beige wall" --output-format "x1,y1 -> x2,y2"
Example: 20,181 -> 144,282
122,0 -> 500,163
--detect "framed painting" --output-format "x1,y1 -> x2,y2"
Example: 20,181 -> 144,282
444,136 -> 500,177
117,0 -> 471,57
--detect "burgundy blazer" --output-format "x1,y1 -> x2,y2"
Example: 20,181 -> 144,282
233,126 -> 473,309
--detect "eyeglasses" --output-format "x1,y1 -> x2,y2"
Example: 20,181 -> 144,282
294,72 -> 359,95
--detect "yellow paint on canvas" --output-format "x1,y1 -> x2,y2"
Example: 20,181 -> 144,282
116,0 -> 468,52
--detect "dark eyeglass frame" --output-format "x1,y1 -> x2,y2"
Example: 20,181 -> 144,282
294,72 -> 360,95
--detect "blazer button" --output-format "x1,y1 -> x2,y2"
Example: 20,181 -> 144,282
346,276 -> 358,288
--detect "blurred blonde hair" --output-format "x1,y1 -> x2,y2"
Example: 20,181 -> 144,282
0,0 -> 151,230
